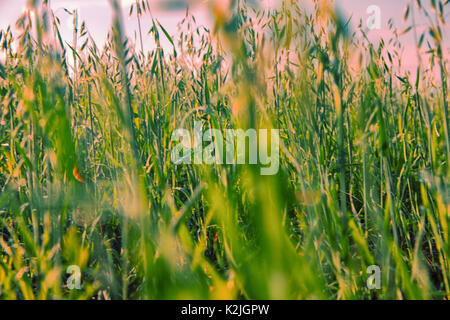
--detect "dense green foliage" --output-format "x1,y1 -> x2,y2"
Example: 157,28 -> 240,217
0,0 -> 449,299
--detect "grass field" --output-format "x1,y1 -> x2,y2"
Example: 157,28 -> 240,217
0,0 -> 449,300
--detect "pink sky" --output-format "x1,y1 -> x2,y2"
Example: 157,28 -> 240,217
0,0 -> 448,77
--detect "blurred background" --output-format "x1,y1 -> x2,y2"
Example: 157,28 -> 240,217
0,0 -> 448,74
